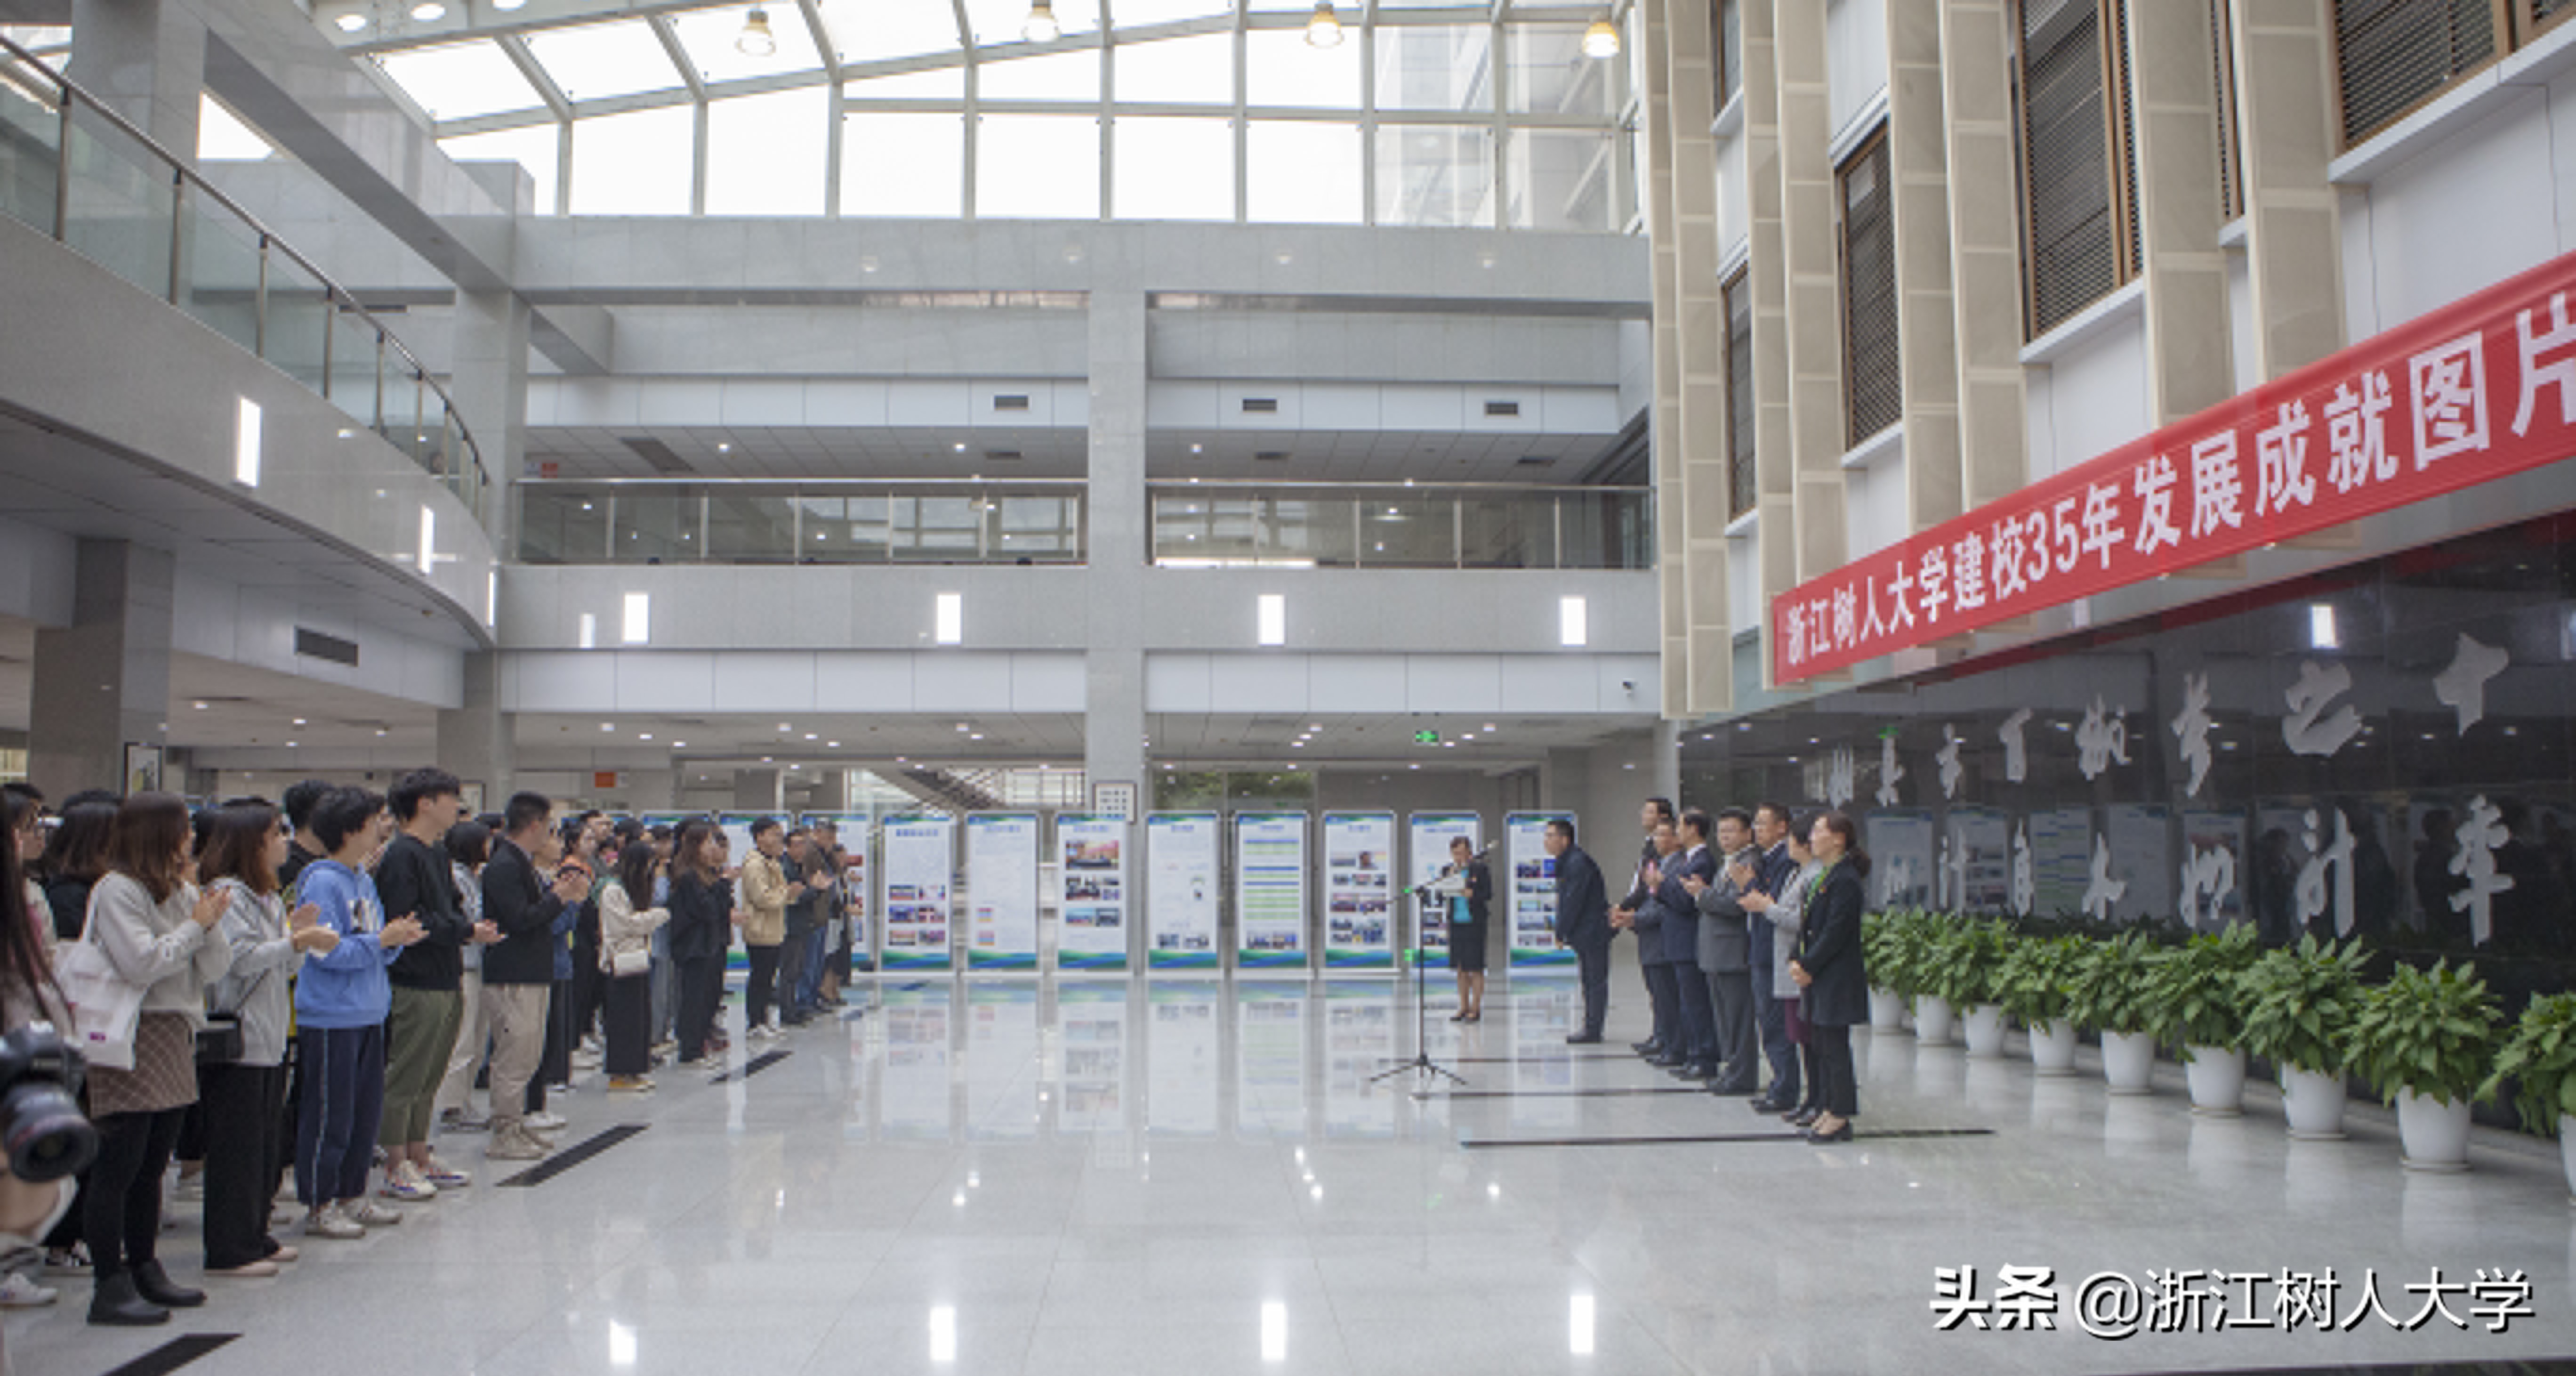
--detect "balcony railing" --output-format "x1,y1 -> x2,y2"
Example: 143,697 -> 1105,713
0,39 -> 489,519
517,479 -> 1088,565
1151,481 -> 1652,569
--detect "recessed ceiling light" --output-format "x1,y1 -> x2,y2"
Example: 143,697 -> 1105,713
777,722 -> 791,732
828,741 -> 840,747
969,734 -> 983,741
953,443 -> 967,453
409,1 -> 445,20
293,718 -> 307,726
334,12 -> 368,31
601,723 -> 615,732
718,442 -> 733,453
639,733 -> 654,741
673,741 -> 686,748
804,733 -> 817,741
192,701 -> 208,710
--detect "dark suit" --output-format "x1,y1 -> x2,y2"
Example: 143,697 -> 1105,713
1657,845 -> 1718,1066
1552,843 -> 1611,1036
1797,861 -> 1869,1117
1625,849 -> 1681,1054
1747,840 -> 1800,1099
1694,845 -> 1762,1091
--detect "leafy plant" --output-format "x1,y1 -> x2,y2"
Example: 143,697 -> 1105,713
2140,923 -> 2263,1055
1917,917 -> 2009,1009
2065,931 -> 2161,1037
2479,993 -> 2576,1135
2238,935 -> 2371,1077
1865,909 -> 1929,999
2343,960 -> 2503,1107
1996,933 -> 2087,1028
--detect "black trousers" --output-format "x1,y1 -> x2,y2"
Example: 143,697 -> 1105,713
1642,961 -> 1679,1050
1749,957 -> 1799,1098
675,955 -> 720,1060
1810,1022 -> 1857,1118
604,974 -> 652,1077
1571,936 -> 1611,1035
744,943 -> 782,1028
1674,958 -> 1716,1062
1708,969 -> 1758,1090
776,924 -> 812,1013
84,1108 -> 184,1283
198,1061 -> 287,1269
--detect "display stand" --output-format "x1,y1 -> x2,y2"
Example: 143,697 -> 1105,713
1370,866 -> 1471,1087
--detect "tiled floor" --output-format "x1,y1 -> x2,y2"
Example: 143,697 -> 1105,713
12,971 -> 2576,1376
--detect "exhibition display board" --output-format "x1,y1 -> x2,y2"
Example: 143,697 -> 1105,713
964,812 -> 1041,971
879,813 -> 956,971
1054,814 -> 1131,972
1505,812 -> 1574,968
799,812 -> 874,972
1320,812 -> 1398,971
1405,812 -> 1482,966
1234,811 -> 1309,972
1146,812 -> 1222,969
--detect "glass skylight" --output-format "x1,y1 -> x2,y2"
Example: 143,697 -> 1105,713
197,94 -> 274,161
375,40 -> 545,121
819,0 -> 963,64
525,20 -> 685,101
671,4 -> 824,85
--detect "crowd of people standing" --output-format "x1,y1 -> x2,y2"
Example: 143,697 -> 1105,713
0,771 -> 858,1328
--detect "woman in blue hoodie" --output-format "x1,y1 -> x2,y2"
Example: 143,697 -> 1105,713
290,788 -> 425,1240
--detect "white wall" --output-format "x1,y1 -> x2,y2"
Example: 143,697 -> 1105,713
2023,312 -> 2149,481
1825,0 -> 1891,143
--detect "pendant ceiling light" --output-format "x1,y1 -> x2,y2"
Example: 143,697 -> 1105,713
1581,16 -> 1620,58
1305,0 -> 1343,48
736,6 -> 777,56
1022,0 -> 1061,41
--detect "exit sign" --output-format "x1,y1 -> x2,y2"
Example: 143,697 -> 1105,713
1413,730 -> 1441,745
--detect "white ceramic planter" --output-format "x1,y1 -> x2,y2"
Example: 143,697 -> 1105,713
2280,1066 -> 2349,1140
2560,1116 -> 2576,1205
2396,1088 -> 2473,1172
2101,1029 -> 2157,1095
1914,996 -> 1958,1046
2027,1019 -> 2079,1075
1962,1004 -> 2007,1059
1868,987 -> 1906,1030
2183,1044 -> 2246,1116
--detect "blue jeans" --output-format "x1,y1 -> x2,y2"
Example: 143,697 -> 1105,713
793,925 -> 829,1009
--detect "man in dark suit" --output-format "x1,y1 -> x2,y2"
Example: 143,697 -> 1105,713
1746,801 -> 1802,1112
1684,807 -> 1761,1094
1656,809 -> 1720,1079
1613,799 -> 1676,1056
1547,818 -> 1612,1043
1618,820 -> 1684,1066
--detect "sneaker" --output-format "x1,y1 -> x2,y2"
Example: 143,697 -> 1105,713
526,1111 -> 568,1133
264,1243 -> 300,1264
651,1040 -> 678,1058
440,1110 -> 491,1135
0,1272 -> 58,1307
351,1199 -> 404,1228
205,1260 -> 279,1280
380,1162 -> 438,1201
486,1127 -> 550,1161
422,1154 -> 471,1188
607,1076 -> 655,1093
304,1206 -> 364,1241
676,1057 -> 709,1070
570,1051 -> 602,1070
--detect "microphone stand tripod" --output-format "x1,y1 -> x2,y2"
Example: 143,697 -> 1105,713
1372,845 -> 1493,1088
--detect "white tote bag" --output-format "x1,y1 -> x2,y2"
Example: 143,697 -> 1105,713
53,931 -> 144,1072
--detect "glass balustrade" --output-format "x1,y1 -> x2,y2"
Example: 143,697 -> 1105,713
517,483 -> 1090,566
0,37 -> 492,525
1149,486 -> 1651,570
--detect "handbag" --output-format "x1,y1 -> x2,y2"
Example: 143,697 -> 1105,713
195,1013 -> 245,1065
607,946 -> 650,978
53,932 -> 144,1072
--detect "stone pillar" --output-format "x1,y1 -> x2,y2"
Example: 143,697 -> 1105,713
1642,0 -> 1688,720
1771,0 -> 1846,587
1087,289 -> 1149,967
1887,0 -> 1964,533
66,0 -> 205,157
732,769 -> 782,812
1740,0 -> 1799,687
1936,0 -> 2033,510
453,288 -> 531,557
2231,0 -> 2346,376
29,540 -> 175,798
2129,0 -> 2234,424
1663,0 -> 1732,719
1652,719 -> 1683,811
436,651 -> 514,811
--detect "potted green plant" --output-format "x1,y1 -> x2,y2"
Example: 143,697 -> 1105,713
1954,923 -> 2014,1059
2479,992 -> 2576,1199
1908,914 -> 1972,1047
2344,960 -> 2503,1171
2066,931 -> 2160,1095
2140,924 -> 2263,1116
1997,933 -> 2088,1075
1862,910 -> 1910,1030
2238,936 -> 2371,1139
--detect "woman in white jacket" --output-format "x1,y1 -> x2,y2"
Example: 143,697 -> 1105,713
597,842 -> 669,1093
76,793 -> 232,1326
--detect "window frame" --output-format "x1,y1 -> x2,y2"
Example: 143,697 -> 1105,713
1721,266 -> 1755,520
2009,0 -> 2141,342
2326,0 -> 2512,151
1835,122 -> 1900,450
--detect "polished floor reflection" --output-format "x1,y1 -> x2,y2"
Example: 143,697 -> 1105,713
14,969 -> 2576,1375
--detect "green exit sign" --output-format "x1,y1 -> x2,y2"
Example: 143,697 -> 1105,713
1413,730 -> 1441,745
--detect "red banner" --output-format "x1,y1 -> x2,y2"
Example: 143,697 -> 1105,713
1771,249 -> 2576,684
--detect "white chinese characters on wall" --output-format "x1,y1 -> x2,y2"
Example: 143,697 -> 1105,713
2170,672 -> 2214,798
2076,696 -> 2129,781
2282,661 -> 2364,757
2178,843 -> 2236,932
1937,725 -> 1964,801
2011,825 -> 2035,917
2451,796 -> 2515,947
2431,633 -> 2508,736
2296,809 -> 2358,939
2082,834 -> 2126,922
1824,745 -> 1856,810
1876,735 -> 1906,808
1998,708 -> 2032,784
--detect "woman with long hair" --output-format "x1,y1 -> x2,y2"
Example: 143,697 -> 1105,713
0,790 -> 75,1311
666,820 -> 731,1068
1787,811 -> 1870,1145
597,841 -> 669,1092
1739,816 -> 1825,1127
36,798 -> 116,945
76,793 -> 233,1324
195,802 -> 338,1279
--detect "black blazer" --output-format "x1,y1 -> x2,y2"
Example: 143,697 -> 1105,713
1795,862 -> 1869,1027
1443,858 -> 1493,925
480,838 -> 566,987
1653,846 -> 1716,966
666,870 -> 734,963
1553,845 -> 1609,947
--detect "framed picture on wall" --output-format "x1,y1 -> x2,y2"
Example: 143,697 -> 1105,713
121,742 -> 162,796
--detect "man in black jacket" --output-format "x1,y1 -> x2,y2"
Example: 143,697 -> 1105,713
375,768 -> 494,1198
1547,818 -> 1611,1043
1684,808 -> 1762,1095
1657,809 -> 1721,1079
480,793 -> 586,1162
1617,818 -> 1684,1064
1612,798 -> 1676,1057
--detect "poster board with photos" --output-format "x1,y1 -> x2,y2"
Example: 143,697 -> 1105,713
1505,812 -> 1575,967
1320,811 -> 1398,971
1234,811 -> 1309,972
1145,812 -> 1222,969
1405,812 -> 1483,967
1055,814 -> 1130,972
879,813 -> 956,971
964,812 -> 1041,971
